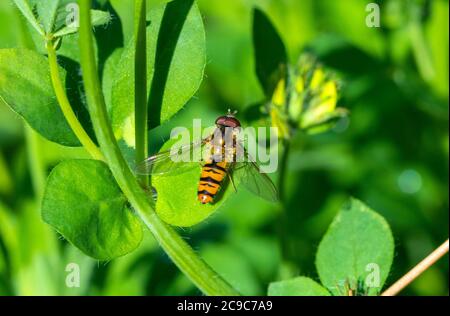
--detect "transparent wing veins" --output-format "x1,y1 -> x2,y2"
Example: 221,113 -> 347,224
234,144 -> 279,203
134,136 -> 211,175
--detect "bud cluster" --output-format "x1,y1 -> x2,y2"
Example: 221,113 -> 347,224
266,54 -> 348,139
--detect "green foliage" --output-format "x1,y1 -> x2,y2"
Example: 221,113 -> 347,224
28,0 -> 70,34
0,48 -> 80,146
0,0 -> 448,296
14,0 -> 111,38
268,277 -> 330,296
12,0 -> 45,35
316,198 -> 394,295
111,0 -> 205,147
28,0 -> 70,33
42,160 -> 143,260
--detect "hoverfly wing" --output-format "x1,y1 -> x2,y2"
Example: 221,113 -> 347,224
134,137 -> 210,175
233,145 -> 279,203
234,161 -> 279,203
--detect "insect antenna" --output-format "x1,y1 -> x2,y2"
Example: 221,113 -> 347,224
227,109 -> 238,116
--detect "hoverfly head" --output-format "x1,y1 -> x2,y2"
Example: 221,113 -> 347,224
215,109 -> 241,128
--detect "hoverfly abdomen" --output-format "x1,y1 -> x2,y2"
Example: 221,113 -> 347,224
198,160 -> 229,204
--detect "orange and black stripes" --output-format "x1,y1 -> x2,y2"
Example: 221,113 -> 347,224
198,160 -> 229,204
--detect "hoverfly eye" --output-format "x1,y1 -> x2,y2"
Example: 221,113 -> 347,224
215,116 -> 226,126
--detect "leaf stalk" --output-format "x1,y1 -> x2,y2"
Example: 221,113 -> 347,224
134,0 -> 149,187
46,41 -> 104,161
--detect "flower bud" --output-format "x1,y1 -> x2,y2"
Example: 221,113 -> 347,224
266,54 -> 348,138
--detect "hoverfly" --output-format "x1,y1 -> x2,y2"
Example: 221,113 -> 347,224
135,110 -> 278,204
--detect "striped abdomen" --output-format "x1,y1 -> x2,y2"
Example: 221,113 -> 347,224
198,160 -> 229,204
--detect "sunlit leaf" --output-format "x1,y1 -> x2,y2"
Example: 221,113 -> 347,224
0,48 -> 83,146
42,159 -> 143,260
111,0 -> 205,148
316,198 -> 394,296
12,0 -> 44,35
28,0 -> 69,33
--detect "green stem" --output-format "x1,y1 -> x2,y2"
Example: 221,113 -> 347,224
78,0 -> 240,296
278,139 -> 290,204
24,125 -> 46,198
276,139 -> 297,279
46,42 -> 104,161
134,0 -> 148,186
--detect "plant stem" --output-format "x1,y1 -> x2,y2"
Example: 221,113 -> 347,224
24,125 -> 46,198
134,0 -> 148,187
278,139 -> 290,203
382,239 -> 449,296
46,42 -> 104,161
78,0 -> 240,296
276,138 -> 297,278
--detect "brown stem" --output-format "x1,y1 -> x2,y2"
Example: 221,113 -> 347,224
381,239 -> 449,296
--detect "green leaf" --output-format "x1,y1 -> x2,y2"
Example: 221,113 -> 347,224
111,0 -> 205,146
268,277 -> 331,296
12,0 -> 45,36
89,7 -> 110,27
53,9 -> 112,38
28,0 -> 63,33
109,0 -> 135,44
42,159 -> 143,260
147,0 -> 205,128
0,48 -> 82,146
316,198 -> 394,296
102,48 -> 123,112
16,0 -> 111,37
109,0 -> 175,44
152,134 -> 237,227
252,8 -> 287,97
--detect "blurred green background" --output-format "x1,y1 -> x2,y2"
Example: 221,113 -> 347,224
0,0 -> 448,295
